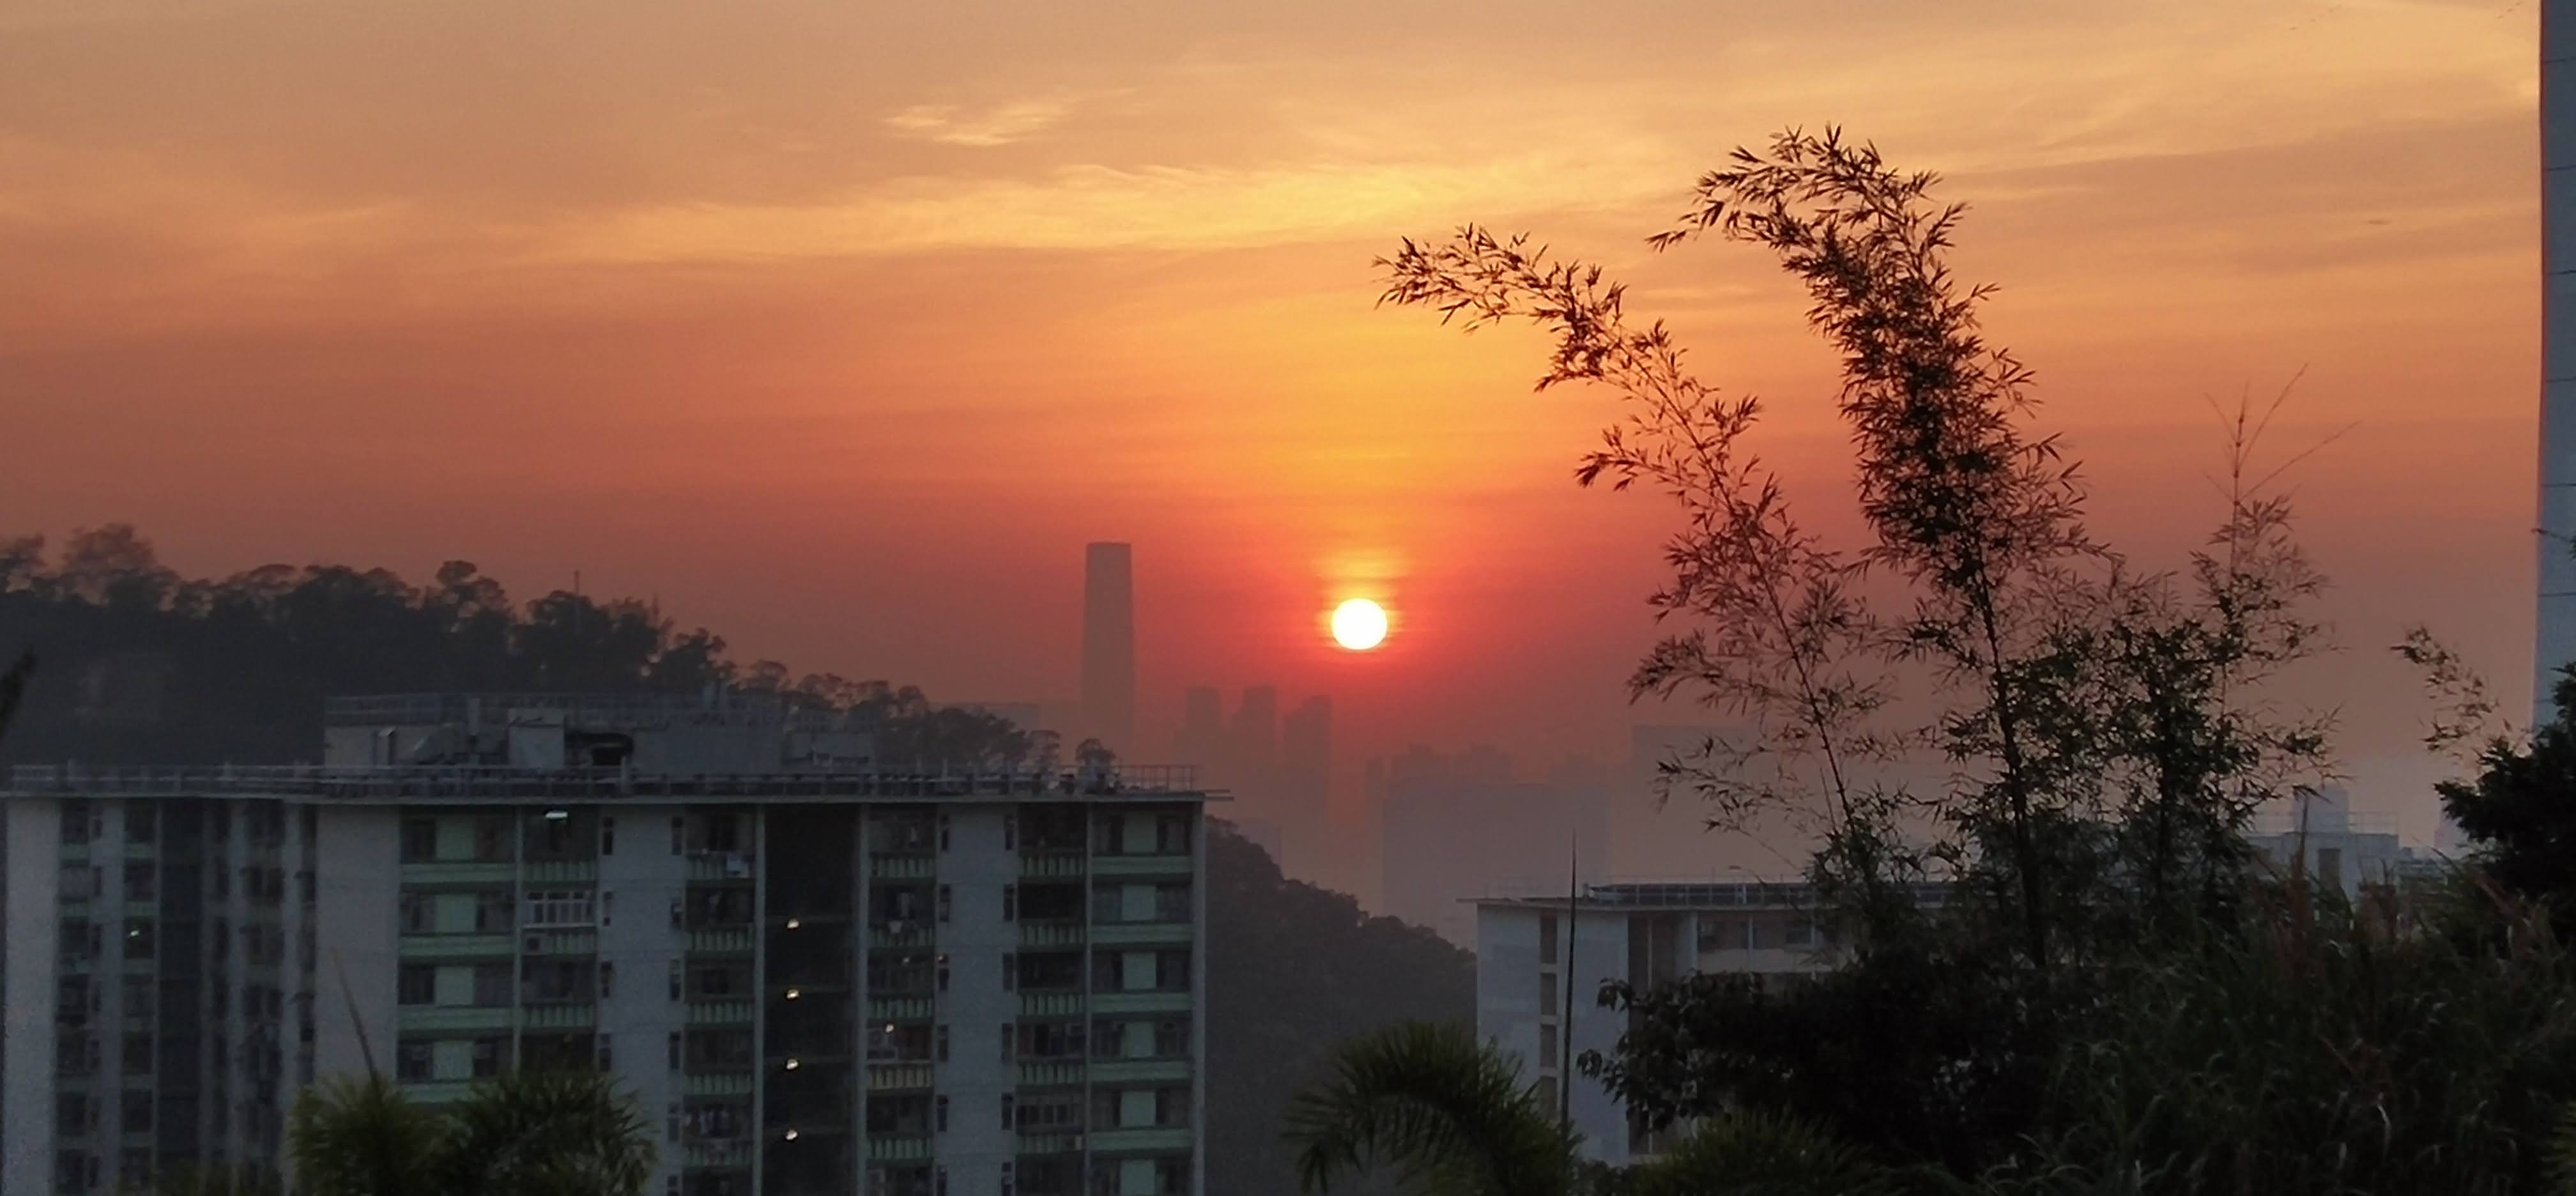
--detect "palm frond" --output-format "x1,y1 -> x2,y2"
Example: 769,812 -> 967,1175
1284,1022 -> 1578,1196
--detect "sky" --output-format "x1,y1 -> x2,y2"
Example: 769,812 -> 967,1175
0,0 -> 2542,855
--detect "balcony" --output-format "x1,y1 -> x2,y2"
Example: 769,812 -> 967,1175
1091,1127 -> 1194,1154
866,1135 -> 932,1163
1020,992 -> 1084,1018
1018,921 -> 1085,948
684,1074 -> 755,1098
525,859 -> 597,884
1091,855 -> 1192,879
869,854 -> 935,882
688,853 -> 756,884
1088,922 -> 1190,947
1091,991 -> 1191,1015
397,1006 -> 514,1033
866,1063 -> 933,1092
523,1004 -> 595,1031
689,930 -> 756,955
1017,1061 -> 1084,1087
684,1140 -> 754,1170
1020,852 -> 1085,879
688,1001 -> 754,1027
1091,1059 -> 1190,1084
523,930 -> 597,956
401,1081 -> 477,1106
397,934 -> 514,962
868,996 -> 934,1022
399,861 -> 514,886
1017,1132 -> 1084,1156
868,924 -> 931,950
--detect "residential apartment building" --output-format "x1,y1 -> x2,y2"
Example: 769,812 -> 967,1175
1473,880 -> 1941,1167
1,693 -> 1212,1196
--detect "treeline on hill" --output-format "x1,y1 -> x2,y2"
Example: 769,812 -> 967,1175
1280,130 -> 2576,1196
0,526 -> 1479,1196
0,525 -> 1035,768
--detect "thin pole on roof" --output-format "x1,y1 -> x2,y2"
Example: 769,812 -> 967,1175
1560,831 -> 1577,1148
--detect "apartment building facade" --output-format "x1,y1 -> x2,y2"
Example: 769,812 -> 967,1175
1473,880 -> 1943,1167
0,693 -> 1211,1196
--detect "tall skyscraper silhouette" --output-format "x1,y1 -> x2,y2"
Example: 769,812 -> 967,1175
1080,542 -> 1135,755
2545,0 -> 2576,717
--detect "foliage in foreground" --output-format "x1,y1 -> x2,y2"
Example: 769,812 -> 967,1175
288,1070 -> 654,1196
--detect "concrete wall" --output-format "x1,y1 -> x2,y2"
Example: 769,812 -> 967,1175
311,808 -> 402,1085
1,798 -> 62,1195
2543,0 -> 2576,714
599,802 -> 688,1196
937,806 -> 1018,1193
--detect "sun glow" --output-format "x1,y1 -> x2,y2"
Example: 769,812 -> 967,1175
1331,599 -> 1388,651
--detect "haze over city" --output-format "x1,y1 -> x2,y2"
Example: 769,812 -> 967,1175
3,0 -> 2538,857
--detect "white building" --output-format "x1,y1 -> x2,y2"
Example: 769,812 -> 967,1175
1472,880 -> 1931,1167
2,693 -> 1213,1196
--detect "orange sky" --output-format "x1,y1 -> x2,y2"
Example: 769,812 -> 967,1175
0,0 -> 2542,848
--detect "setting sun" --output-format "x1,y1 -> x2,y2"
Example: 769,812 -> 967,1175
1331,599 -> 1388,651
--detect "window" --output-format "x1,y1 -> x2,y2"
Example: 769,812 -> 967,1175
471,1038 -> 504,1079
597,1034 -> 613,1072
56,1151 -> 96,1195
999,1094 -> 1014,1131
1000,1024 -> 1013,1065
123,919 -> 155,959
474,964 -> 512,1007
935,1096 -> 949,1133
121,1089 -> 151,1133
600,962 -> 617,1000
670,962 -> 683,1001
1783,919 -> 1819,949
668,1032 -> 682,1071
670,816 -> 685,856
1003,816 -> 1016,851
937,955 -> 951,993
939,816 -> 951,852
1157,1018 -> 1188,1059
938,885 -> 953,923
1538,915 -> 1558,963
1540,1025 -> 1560,1069
396,1042 -> 432,1082
123,1033 -> 152,1075
1698,917 -> 1746,951
1540,974 -> 1558,1016
123,862 -> 155,903
60,867 -> 94,901
1003,953 -> 1016,992
125,806 -> 156,845
57,1092 -> 89,1137
399,894 -> 433,935
400,818 -> 437,862
472,817 -> 510,862
62,802 -> 93,845
936,1024 -> 950,1062
525,891 -> 595,928
121,976 -> 153,1019
601,817 -> 617,857
1002,885 -> 1017,922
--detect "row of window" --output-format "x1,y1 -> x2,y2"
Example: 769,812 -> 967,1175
854,1087 -> 1190,1137
57,801 -> 290,849
57,861 -> 300,903
393,808 -> 1197,866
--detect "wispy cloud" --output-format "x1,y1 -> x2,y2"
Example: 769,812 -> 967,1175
884,96 -> 1080,148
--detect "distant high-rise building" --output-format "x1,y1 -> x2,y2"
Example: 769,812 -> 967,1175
1278,696 -> 1333,874
1227,687 -> 1277,780
1080,542 -> 1136,754
1174,687 -> 1225,775
1377,746 -> 1607,946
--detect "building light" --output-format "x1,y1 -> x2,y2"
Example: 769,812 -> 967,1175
783,1128 -> 799,1141
784,988 -> 801,1000
785,917 -> 802,930
784,1058 -> 801,1071
544,809 -> 570,822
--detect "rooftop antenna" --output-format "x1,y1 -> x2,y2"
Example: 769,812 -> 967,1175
1560,831 -> 1578,1147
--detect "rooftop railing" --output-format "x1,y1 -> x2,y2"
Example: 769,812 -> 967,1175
322,692 -> 860,730
1475,878 -> 1952,910
4,763 -> 1206,801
